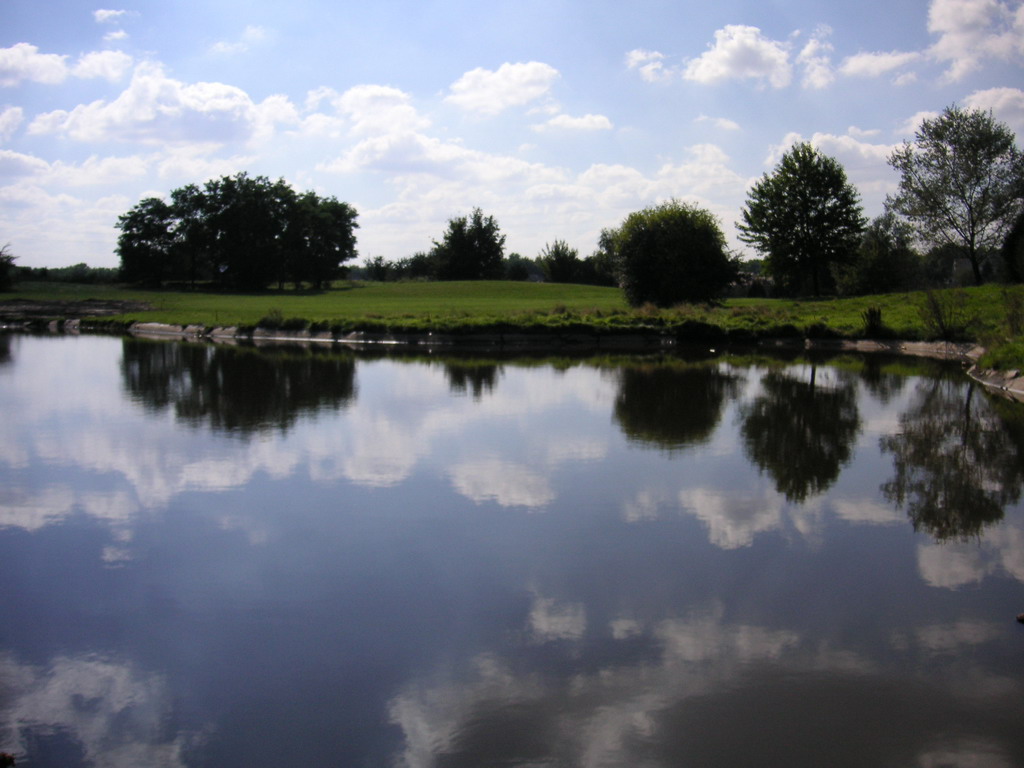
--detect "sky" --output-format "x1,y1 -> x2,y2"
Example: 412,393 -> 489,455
1,0 -> 1023,269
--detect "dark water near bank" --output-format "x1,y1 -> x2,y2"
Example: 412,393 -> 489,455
1,333 -> 1023,767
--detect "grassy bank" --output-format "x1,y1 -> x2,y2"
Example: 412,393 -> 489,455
4,280 -> 1023,368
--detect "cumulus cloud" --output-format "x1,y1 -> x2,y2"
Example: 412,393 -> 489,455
27,62 -> 296,146
72,50 -> 134,81
927,0 -> 1024,81
625,49 -> 672,82
964,86 -> 1024,135
0,43 -> 68,87
0,106 -> 23,142
683,25 -> 792,88
797,27 -> 835,89
445,61 -> 559,115
531,113 -> 613,132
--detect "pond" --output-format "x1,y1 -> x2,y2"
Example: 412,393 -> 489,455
1,332 -> 1023,767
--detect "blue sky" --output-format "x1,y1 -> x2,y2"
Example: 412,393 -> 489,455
2,0 -> 1023,268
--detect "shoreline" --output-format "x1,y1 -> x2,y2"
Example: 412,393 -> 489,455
4,315 -> 1019,402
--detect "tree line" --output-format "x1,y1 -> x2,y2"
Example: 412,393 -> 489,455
5,103 -> 1017,305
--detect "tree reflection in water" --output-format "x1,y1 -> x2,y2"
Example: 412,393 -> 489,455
443,361 -> 502,400
120,339 -> 357,434
881,378 -> 1024,541
612,362 -> 742,450
741,365 -> 861,503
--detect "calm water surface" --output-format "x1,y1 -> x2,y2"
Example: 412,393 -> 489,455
1,333 -> 1023,767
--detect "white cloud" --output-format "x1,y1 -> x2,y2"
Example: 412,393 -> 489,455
94,9 -> 127,23
27,62 -> 297,146
445,61 -> 559,115
898,110 -> 940,136
927,0 -> 1024,81
964,86 -> 1024,135
0,106 -> 24,142
73,50 -> 134,81
210,25 -> 268,56
336,84 -> 430,136
840,50 -> 921,78
0,43 -> 69,87
695,114 -> 741,131
531,113 -> 613,132
683,25 -> 792,88
104,29 -> 129,42
797,27 -> 835,90
625,49 -> 672,82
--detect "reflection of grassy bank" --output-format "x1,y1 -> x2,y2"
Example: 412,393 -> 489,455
5,280 -> 1023,369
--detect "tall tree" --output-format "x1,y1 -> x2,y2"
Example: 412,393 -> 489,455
887,106 -> 1024,285
116,197 -> 178,286
738,142 -> 865,296
431,207 -> 506,280
613,199 -> 737,307
537,239 -> 581,283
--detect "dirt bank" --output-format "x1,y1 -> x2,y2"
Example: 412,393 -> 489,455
0,298 -> 153,320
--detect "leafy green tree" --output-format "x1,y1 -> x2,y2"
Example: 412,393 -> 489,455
738,142 -> 865,296
613,199 -> 737,307
887,106 -> 1024,285
116,174 -> 358,289
538,239 -> 581,283
834,212 -> 922,295
431,208 -> 506,280
0,243 -> 17,291
116,198 -> 178,286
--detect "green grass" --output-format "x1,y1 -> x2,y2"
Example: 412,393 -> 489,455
4,280 -> 1024,369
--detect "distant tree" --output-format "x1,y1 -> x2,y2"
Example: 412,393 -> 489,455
581,228 -> 621,287
116,174 -> 358,289
834,212 -> 922,296
364,256 -> 391,281
117,197 -> 178,286
538,239 -> 581,283
431,208 -> 506,280
738,142 -> 865,296
887,106 -> 1024,285
504,252 -> 537,281
613,199 -> 737,307
0,243 -> 16,291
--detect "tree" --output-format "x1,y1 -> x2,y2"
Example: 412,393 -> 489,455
116,198 -> 178,286
834,212 -> 922,296
887,106 -> 1024,285
537,239 -> 581,283
738,142 -> 865,296
431,208 -> 506,280
115,175 -> 358,289
0,243 -> 17,291
613,199 -> 737,307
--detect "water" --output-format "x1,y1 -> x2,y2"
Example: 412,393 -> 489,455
1,333 -> 1023,767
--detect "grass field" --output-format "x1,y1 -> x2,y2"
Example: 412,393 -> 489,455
4,279 -> 1023,368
